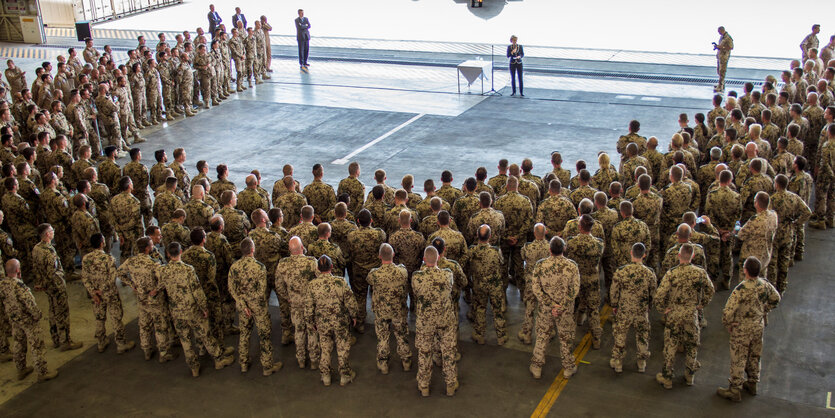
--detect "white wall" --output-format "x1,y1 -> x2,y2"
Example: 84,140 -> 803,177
40,0 -> 75,26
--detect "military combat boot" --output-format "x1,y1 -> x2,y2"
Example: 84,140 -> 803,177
37,370 -> 58,382
717,386 -> 742,402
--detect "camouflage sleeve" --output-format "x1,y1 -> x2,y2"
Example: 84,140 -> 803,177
797,198 -> 812,224
452,263 -> 467,292
191,270 -> 208,311
18,284 -> 41,321
273,264 -> 288,301
81,259 -> 96,294
700,271 -> 715,306
567,264 -> 580,307
342,281 -> 359,319
721,286 -> 740,328
764,281 -> 781,313
116,262 -> 134,290
654,272 -> 671,314
254,264 -> 266,303
609,270 -> 621,308
303,286 -> 314,324
530,265 -> 550,307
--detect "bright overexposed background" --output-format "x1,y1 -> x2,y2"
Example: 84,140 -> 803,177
97,0 -> 831,59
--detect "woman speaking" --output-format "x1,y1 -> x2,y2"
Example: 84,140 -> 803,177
507,35 -> 524,97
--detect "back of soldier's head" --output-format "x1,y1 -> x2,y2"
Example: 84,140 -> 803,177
479,191 -> 492,208
317,255 -> 332,272
357,209 -> 372,227
438,210 -> 450,226
167,242 -> 182,257
743,256 -> 761,278
372,185 -> 384,200
578,214 -> 594,233
379,243 -> 394,261
430,237 -> 445,255
318,222 -> 331,238
620,200 -> 633,217
631,242 -> 646,259
549,236 -> 565,256
477,224 -> 491,242
190,227 -> 206,245
423,246 -> 439,266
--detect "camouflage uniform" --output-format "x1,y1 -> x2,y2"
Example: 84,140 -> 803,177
89,182 -> 114,245
655,263 -> 714,381
111,191 -> 144,261
275,191 -> 307,230
184,197 -> 215,230
610,262 -> 656,365
631,192 -> 662,269
210,178 -> 236,203
31,242 -> 72,347
161,222 -> 190,250
153,190 -> 183,227
94,93 -> 123,147
530,255 -> 580,372
302,180 -> 336,222
610,216 -> 651,269
337,177 -> 365,215
767,190 -> 810,292
307,239 -> 346,278
159,260 -> 228,371
788,171 -> 813,259
0,274 -> 48,377
488,174 -> 508,197
219,206 -> 251,258
275,254 -> 319,366
40,188 -> 75,269
535,195 -> 575,239
617,132 -> 648,155
427,228 -> 467,263
304,273 -> 359,380
815,139 -> 835,223
494,191 -> 533,288
412,265 -> 457,391
287,221 -> 318,250
182,245 -> 224,344
415,196 -> 449,221
345,225 -> 386,325
737,210 -> 778,278
205,231 -> 236,332
518,239 -> 551,341
2,192 -> 37,271
237,188 -> 269,222
467,207 -> 505,246
117,254 -> 172,356
660,182 -> 691,241
228,256 -> 276,371
739,173 -> 774,223
465,242 -> 505,341
451,193 -> 480,241
721,278 -> 780,390
70,208 -> 100,258
592,206 -> 618,289
565,233 -> 604,343
367,262 -> 411,368
661,242 -> 706,274
81,249 -> 129,349
168,161 -> 190,198
363,198 -> 388,226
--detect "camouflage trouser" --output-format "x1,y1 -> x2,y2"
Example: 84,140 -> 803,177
119,111 -> 140,142
55,228 -> 76,273
117,230 -> 140,263
531,309 -> 575,371
375,315 -> 410,365
215,273 -> 237,333
91,291 -> 127,348
266,279 -> 294,339
138,302 -> 172,354
102,119 -> 124,148
611,310 -> 650,362
44,281 -> 71,347
198,73 -> 212,106
204,284 -> 225,345
349,265 -> 371,325
648,227 -> 660,272
718,235 -> 734,285
162,84 -> 175,114
716,53 -> 729,88
136,193 -> 153,230
246,57 -> 260,83
132,90 -> 147,124
171,313 -> 224,370
317,322 -> 353,379
519,275 -> 537,339
147,90 -> 162,122
804,141 -> 819,176
11,322 -> 47,376
238,304 -> 274,370
290,305 -> 319,366
0,307 -> 9,354
416,321 -> 457,390
703,240 -> 720,281
661,319 -> 700,379
576,276 -> 602,341
792,223 -> 806,258
813,177 -> 834,222
768,239 -> 792,293
472,281 -> 506,340
233,56 -> 246,90
727,328 -> 763,388
500,242 -> 523,292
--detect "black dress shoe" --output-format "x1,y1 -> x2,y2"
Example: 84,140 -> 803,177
520,93 -> 525,97
510,92 -> 516,96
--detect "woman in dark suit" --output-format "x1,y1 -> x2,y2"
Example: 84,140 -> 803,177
507,35 -> 524,97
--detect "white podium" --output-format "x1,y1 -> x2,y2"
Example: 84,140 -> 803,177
457,60 -> 491,94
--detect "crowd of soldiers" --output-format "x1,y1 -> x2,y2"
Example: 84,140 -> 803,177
0,26 -> 833,402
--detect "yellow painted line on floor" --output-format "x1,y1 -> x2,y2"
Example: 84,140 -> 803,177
531,305 -> 612,418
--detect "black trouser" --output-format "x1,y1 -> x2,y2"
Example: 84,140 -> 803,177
471,0 -> 483,6
297,37 -> 310,66
510,62 -> 523,94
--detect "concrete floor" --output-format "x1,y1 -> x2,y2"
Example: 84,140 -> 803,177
0,56 -> 833,416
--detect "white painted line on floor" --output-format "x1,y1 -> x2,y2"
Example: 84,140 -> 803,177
615,95 -> 635,99
331,113 -> 425,165
640,97 -> 661,101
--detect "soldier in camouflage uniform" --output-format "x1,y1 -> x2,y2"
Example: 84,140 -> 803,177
288,205 -> 318,249
417,197 -> 448,239
304,255 -> 359,386
228,238 -> 282,376
337,162 -> 365,215
736,192 -> 778,279
247,209 -> 290,342
367,243 -> 411,374
345,209 -> 386,332
111,176 -> 144,262
467,192 -> 505,245
0,259 -> 58,382
465,225 -> 505,345
661,225 -> 707,274
158,242 -> 234,377
739,159 -> 774,224
307,223 -> 346,277
275,236 -> 319,368
415,180 -> 450,221
40,172 -> 75,272
565,215 -> 605,348
535,179 -> 575,239
237,174 -> 269,223
387,209 -> 424,306
218,190 -> 251,258
529,237 -> 579,380
611,201 -> 651,269
427,211 -> 466,263
494,177 -> 533,293
94,83 -> 126,150
788,156 -> 813,260
275,176 -> 308,229
81,233 -> 136,354
660,166 -> 692,242
452,178 -> 480,242
811,124 -> 835,228
302,164 -> 336,223
185,184 -> 215,230
154,177 -> 184,227
413,246 -> 458,397
767,175 -> 810,293
206,216 -> 236,334
717,257 -> 781,402
609,243 -> 656,373
363,186 -> 389,226
518,223 -> 550,344
181,227 -> 226,348
210,164 -> 236,202
654,244 -> 714,389
704,170 -> 741,288
117,237 -> 175,362
70,193 -> 100,259
177,56 -> 197,117
161,209 -> 191,250
31,224 -> 83,352
2,177 -> 37,275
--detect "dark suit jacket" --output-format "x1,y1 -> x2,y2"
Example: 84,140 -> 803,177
232,13 -> 247,29
507,44 -> 524,64
295,17 -> 311,40
208,11 -> 222,34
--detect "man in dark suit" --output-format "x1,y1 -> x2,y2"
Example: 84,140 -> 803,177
207,4 -> 222,38
295,9 -> 311,70
232,7 -> 246,30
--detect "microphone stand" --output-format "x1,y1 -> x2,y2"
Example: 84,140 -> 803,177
483,44 -> 502,96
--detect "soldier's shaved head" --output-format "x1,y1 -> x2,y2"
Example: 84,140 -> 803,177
678,243 -> 694,263
430,196 -> 442,212
533,223 -> 546,239
620,200 -> 633,217
755,191 -> 770,211
477,224 -> 491,242
289,236 -> 304,255
423,246 -> 439,266
506,176 -> 519,191
5,258 -> 19,277
240,237 -> 254,256
508,163 -> 521,177
283,176 -> 295,191
399,209 -> 412,227
300,205 -> 314,221
318,222 -> 331,238
192,184 -> 205,199
379,243 -> 394,262
578,198 -> 594,215
245,174 -> 257,187
676,223 -> 692,241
